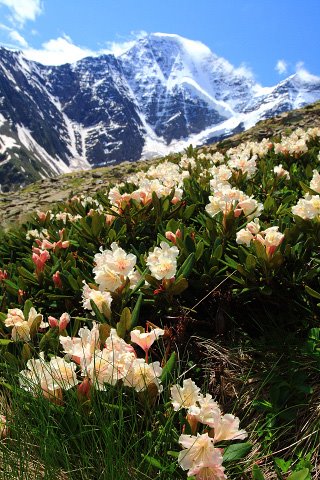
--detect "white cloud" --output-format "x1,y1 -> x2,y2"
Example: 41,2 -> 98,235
275,59 -> 287,75
8,29 -> 28,47
0,0 -> 43,25
103,31 -> 147,56
295,61 -> 320,82
23,34 -> 95,65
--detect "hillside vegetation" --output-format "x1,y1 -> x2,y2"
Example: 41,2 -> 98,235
0,102 -> 319,479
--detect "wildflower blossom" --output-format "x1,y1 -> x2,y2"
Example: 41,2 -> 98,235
5,307 -> 43,342
171,378 -> 201,411
146,241 -> 179,280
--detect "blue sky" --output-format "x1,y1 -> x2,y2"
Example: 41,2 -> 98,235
0,0 -> 319,86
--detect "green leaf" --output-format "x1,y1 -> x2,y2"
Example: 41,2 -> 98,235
29,314 -> 43,338
213,244 -> 223,260
176,252 -> 195,278
0,339 -> 12,346
23,299 -> 33,320
183,204 -> 196,220
195,241 -> 204,261
287,468 -> 310,480
160,352 -> 176,383
130,293 -> 143,329
142,455 -> 164,470
305,285 -> 320,300
18,266 -> 38,285
223,442 -> 252,462
120,307 -> 131,331
68,274 -> 80,292
92,213 -> 103,237
252,464 -> 265,480
170,277 -> 188,295
246,254 -> 257,270
89,300 -> 105,323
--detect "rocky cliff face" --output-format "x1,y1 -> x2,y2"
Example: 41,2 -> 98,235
0,33 -> 320,191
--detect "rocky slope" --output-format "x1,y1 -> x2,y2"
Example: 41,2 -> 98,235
1,100 -> 319,228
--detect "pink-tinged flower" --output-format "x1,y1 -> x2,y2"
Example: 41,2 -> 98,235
0,269 -> 8,282
52,271 -> 63,288
37,210 -> 47,222
60,322 -> 100,372
170,378 -> 201,411
87,346 -> 136,389
187,394 -> 221,429
190,463 -> 226,480
209,413 -> 247,443
255,226 -> 284,257
5,307 -> 43,342
77,377 -> 92,400
130,328 -> 164,353
32,247 -> 50,274
146,242 -> 179,280
82,282 -> 112,319
123,358 -> 162,393
48,312 -> 70,331
274,164 -> 290,180
165,229 -> 182,244
178,433 -> 221,473
105,214 -> 116,225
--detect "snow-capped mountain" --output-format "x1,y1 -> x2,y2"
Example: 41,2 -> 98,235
0,33 -> 320,190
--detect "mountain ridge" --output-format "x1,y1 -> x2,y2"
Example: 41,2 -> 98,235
1,33 -> 320,191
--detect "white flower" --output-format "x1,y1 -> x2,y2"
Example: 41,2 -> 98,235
49,357 -> 79,390
187,394 -> 221,428
274,164 -> 290,179
178,433 -> 220,472
236,228 -> 253,247
310,169 -> 320,193
146,242 -> 179,280
210,413 -> 247,443
5,307 -> 43,342
170,378 -> 201,411
60,322 -> 100,373
123,358 -> 162,393
82,282 -> 112,317
87,348 -> 135,388
93,243 -> 137,292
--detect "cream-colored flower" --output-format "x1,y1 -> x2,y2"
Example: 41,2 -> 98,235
87,348 -> 135,388
210,413 -> 247,443
178,433 -> 219,472
146,242 -> 179,280
5,307 -> 43,342
187,394 -> 221,428
82,282 -> 112,317
170,378 -> 201,411
49,357 -> 79,390
123,358 -> 162,392
236,228 -> 253,247
60,322 -> 100,372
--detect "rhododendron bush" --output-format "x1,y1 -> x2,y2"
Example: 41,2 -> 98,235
0,125 -> 319,478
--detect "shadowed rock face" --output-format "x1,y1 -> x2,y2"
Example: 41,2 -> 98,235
0,34 -> 320,191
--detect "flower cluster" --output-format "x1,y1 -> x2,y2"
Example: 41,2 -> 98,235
92,242 -> 138,293
171,379 -> 247,479
292,169 -> 320,220
4,307 -> 45,342
146,241 -> 179,280
236,219 -> 284,257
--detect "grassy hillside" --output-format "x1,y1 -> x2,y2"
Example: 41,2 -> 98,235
0,102 -> 319,479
